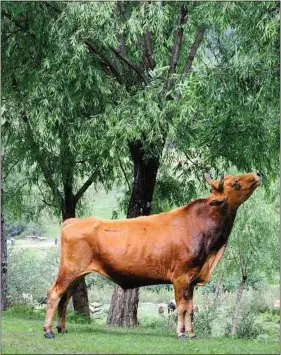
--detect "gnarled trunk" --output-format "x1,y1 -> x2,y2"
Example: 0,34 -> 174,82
62,189 -> 90,321
107,141 -> 160,327
1,154 -> 8,311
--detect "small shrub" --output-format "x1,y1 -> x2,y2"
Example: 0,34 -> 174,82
225,290 -> 264,339
250,288 -> 270,313
194,305 -> 217,337
7,248 -> 58,306
236,309 -> 262,339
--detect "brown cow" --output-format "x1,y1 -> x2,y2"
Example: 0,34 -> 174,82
43,172 -> 261,340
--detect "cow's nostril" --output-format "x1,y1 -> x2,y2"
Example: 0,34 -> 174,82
256,172 -> 261,178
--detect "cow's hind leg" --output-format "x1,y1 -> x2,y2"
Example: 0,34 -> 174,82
55,275 -> 88,334
44,272 -> 81,339
56,290 -> 72,334
44,283 -> 64,338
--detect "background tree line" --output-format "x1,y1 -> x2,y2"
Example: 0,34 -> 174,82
1,1 -> 279,331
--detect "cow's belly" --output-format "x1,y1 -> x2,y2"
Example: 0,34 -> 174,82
108,273 -> 171,289
89,227 -> 173,286
89,258 -> 171,288
95,258 -> 171,288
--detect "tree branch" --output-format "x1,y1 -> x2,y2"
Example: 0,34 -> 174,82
43,1 -> 61,13
110,47 -> 148,84
39,2 -> 123,84
2,158 -> 21,180
116,151 -> 131,191
114,3 -> 126,57
2,10 -> 28,31
85,40 -> 123,84
21,112 -> 63,208
119,2 -> 129,19
144,28 -> 155,71
74,169 -> 98,203
182,24 -> 207,75
36,180 -> 56,208
166,4 -> 188,91
2,10 -> 36,40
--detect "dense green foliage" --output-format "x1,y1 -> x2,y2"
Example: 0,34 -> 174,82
2,1 -> 279,218
2,2 -> 118,218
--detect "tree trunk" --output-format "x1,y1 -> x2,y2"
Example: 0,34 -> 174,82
1,154 -> 8,311
62,189 -> 90,321
214,270 -> 223,301
230,274 -> 247,336
107,140 -> 160,327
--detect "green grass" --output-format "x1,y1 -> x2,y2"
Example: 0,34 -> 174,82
2,311 -> 279,354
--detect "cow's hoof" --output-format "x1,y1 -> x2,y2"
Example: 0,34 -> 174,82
44,331 -> 55,339
56,326 -> 67,334
177,334 -> 186,340
190,334 -> 197,340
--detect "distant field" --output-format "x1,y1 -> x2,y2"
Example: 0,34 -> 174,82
87,188 -> 125,220
2,311 -> 280,354
42,188 -> 125,240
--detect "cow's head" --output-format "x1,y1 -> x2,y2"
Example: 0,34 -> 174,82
205,172 -> 262,208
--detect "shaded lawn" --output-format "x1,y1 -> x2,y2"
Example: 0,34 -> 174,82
1,312 -> 280,354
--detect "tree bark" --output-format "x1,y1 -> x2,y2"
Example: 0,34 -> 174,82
230,274 -> 247,336
107,140 -> 161,327
1,154 -> 8,311
62,190 -> 90,321
214,270 -> 223,301
166,4 -> 188,91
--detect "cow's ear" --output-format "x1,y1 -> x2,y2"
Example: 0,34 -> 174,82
205,173 -> 224,192
209,198 -> 225,206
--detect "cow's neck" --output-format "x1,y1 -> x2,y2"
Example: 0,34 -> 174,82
208,200 -> 237,244
189,200 -> 237,285
187,198 -> 238,253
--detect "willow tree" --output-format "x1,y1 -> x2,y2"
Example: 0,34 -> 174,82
1,1 -> 119,318
93,1 -> 279,326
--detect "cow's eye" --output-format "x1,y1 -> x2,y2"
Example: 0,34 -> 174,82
232,180 -> 241,190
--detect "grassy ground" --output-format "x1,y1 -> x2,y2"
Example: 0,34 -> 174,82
2,311 -> 280,354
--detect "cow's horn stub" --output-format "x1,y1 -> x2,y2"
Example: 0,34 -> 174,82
217,173 -> 224,191
204,172 -> 213,186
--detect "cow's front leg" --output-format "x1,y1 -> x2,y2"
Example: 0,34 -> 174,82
184,297 -> 196,339
173,280 -> 196,340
